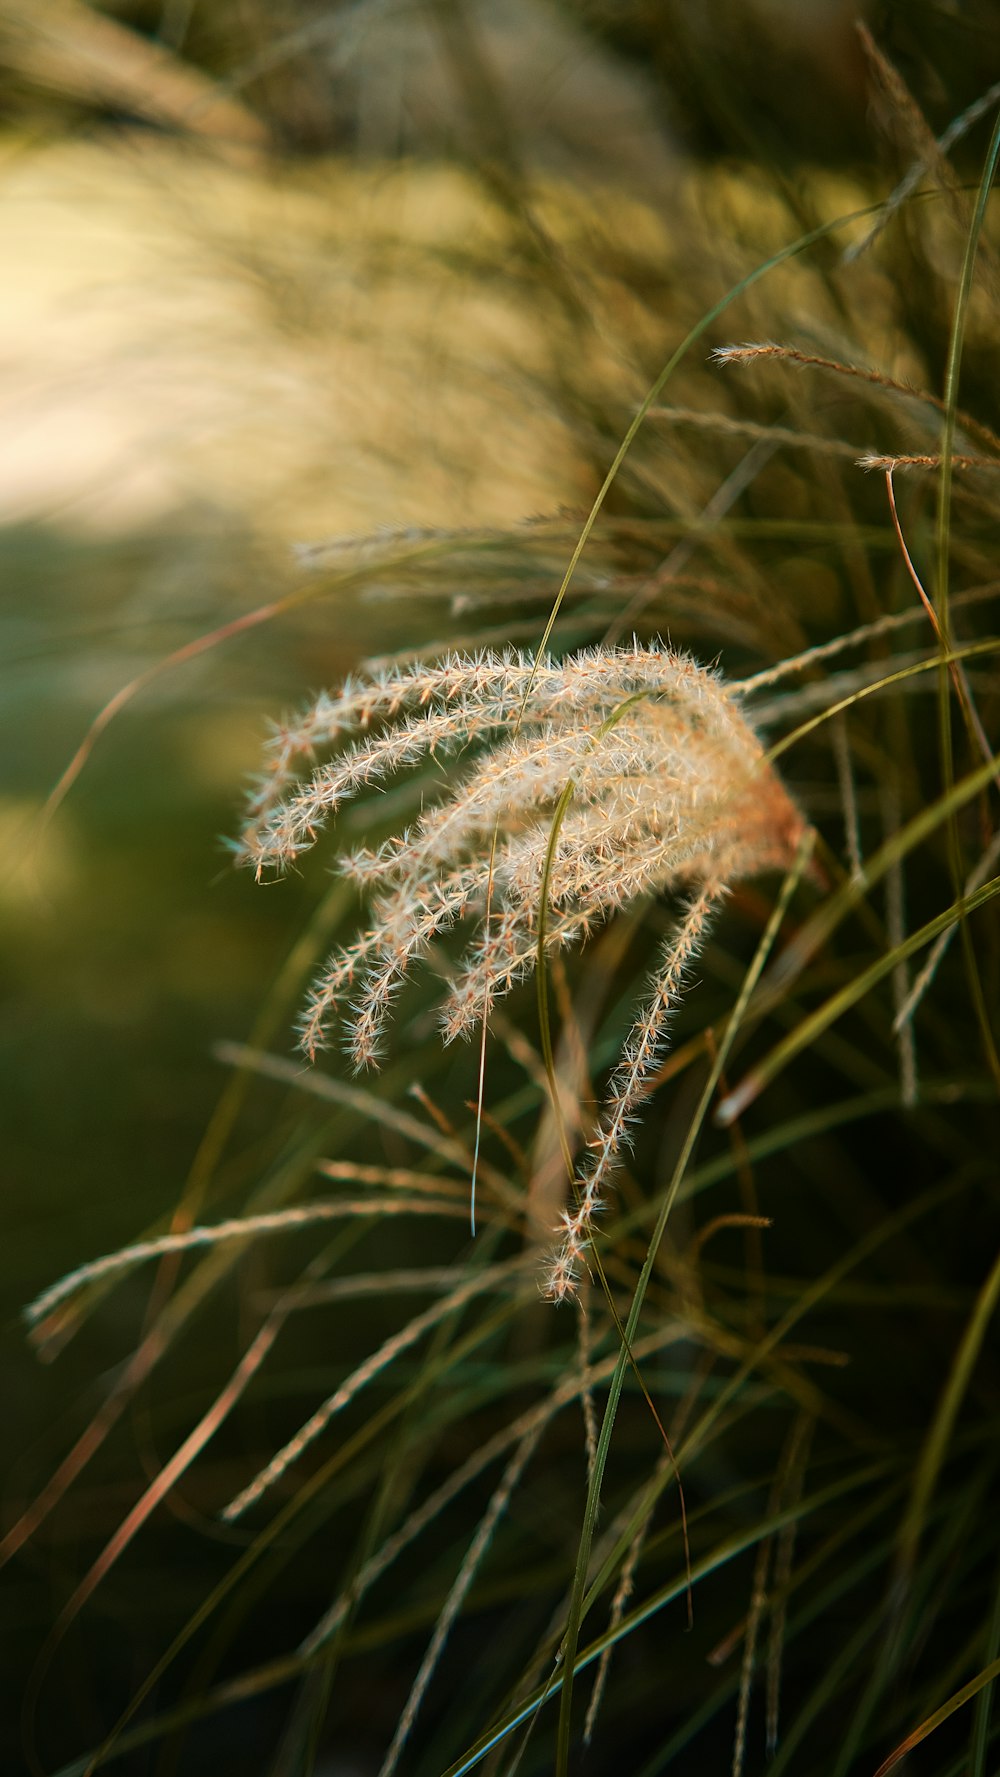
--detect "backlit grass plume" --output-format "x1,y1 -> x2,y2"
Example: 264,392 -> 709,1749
238,642 -> 807,1297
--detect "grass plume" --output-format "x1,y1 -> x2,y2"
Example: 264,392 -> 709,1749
238,642 -> 806,1292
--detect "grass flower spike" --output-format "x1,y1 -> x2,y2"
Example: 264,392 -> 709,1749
240,641 -> 806,1294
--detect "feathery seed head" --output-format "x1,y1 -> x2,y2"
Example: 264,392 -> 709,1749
240,642 -> 805,1074
241,643 -> 806,1296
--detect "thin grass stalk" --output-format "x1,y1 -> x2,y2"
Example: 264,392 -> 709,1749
762,736 -> 1000,1013
732,1411 -> 814,1774
576,1292 -> 598,1489
441,1457 -> 893,1777
765,1416 -> 815,1756
894,824 -> 1000,1032
301,1319 -> 692,1664
638,1470 -> 924,1777
213,1042 -> 496,1180
222,1258 -> 527,1522
766,1609 -> 883,1777
304,1392 -> 569,1658
880,776 -> 918,1107
731,1516 -> 772,1777
718,872 -> 1000,1128
737,583 -> 1000,702
377,1417 -> 547,1777
579,1171 -> 972,1643
181,1210 -> 552,1745
969,1554 -> 1000,1777
872,1655 -> 1000,1777
69,1290 -> 533,1777
582,1445 -> 668,1747
553,830 -> 815,1775
845,75 -> 1000,262
763,638 -> 1000,769
832,712 -> 862,877
834,1473 -> 994,1777
25,1198 -> 476,1326
713,341 -> 1000,454
898,1245 -> 1000,1575
934,103 -> 1000,1088
520,207 -> 885,678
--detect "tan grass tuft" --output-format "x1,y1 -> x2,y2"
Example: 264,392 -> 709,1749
241,641 -> 807,1295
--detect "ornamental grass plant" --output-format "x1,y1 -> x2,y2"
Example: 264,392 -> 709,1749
6,10 -> 1000,1777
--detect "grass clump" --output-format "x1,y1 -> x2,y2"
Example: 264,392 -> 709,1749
236,640 -> 807,1301
8,17 -> 1000,1777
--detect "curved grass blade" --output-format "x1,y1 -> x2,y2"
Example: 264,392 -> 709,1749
933,103 -> 1000,1086
717,872 -> 1000,1127
898,1244 -> 1000,1573
759,739 -> 1000,1005
970,1556 -> 1000,1777
871,1654 -> 1000,1777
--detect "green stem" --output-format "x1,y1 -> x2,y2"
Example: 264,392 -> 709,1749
553,832 -> 814,1774
934,106 -> 1000,1087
